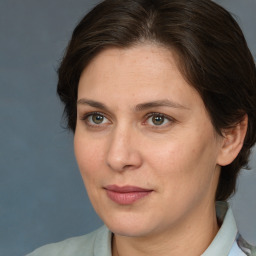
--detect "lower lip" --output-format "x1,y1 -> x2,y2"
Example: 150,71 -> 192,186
105,190 -> 152,205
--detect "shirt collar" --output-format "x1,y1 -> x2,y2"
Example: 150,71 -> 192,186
94,201 -> 238,256
202,201 -> 238,256
93,225 -> 112,256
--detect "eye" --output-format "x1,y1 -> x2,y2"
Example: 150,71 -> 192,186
145,113 -> 172,126
90,113 -> 105,124
82,112 -> 111,126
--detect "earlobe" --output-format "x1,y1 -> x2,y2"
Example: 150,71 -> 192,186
217,115 -> 248,166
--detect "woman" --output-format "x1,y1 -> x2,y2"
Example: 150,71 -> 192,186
28,0 -> 256,255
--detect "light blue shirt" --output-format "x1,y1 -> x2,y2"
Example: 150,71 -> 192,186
27,202 -> 255,256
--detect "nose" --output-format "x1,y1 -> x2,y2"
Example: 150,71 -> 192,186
106,126 -> 143,172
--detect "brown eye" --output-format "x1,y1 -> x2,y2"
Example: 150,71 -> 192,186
84,112 -> 110,126
145,113 -> 171,127
152,115 -> 165,125
92,114 -> 104,124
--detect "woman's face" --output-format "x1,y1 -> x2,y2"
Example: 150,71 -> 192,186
74,45 -> 224,237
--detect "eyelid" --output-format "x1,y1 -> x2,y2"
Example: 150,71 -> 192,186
80,111 -> 112,126
80,111 -> 104,120
143,112 -> 175,127
79,111 -> 175,128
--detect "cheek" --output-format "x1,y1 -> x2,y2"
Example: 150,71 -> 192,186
145,131 -> 218,190
144,138 -> 192,176
74,134 -> 105,184
150,140 -> 218,217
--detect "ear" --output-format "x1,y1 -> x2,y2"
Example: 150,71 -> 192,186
217,115 -> 248,166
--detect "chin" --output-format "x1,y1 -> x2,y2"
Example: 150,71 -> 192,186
108,224 -> 152,237
101,212 -> 160,237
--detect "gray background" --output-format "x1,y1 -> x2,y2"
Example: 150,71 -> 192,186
0,0 -> 255,255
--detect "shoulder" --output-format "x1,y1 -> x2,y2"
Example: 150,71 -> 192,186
26,226 -> 110,256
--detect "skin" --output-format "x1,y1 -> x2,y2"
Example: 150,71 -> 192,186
74,45 -> 244,256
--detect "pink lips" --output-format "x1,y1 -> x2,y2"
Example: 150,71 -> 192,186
104,185 -> 153,205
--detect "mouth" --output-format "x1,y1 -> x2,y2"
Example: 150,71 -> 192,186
104,185 -> 153,205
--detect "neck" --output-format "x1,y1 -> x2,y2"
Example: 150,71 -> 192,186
112,202 -> 219,256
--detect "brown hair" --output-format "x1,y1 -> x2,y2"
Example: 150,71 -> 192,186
57,0 -> 256,201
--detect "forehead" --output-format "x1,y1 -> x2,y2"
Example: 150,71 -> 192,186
81,45 -> 179,80
78,45 -> 203,111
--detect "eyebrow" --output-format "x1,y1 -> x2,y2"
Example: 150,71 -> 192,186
77,99 -> 108,111
77,98 -> 189,111
134,99 -> 189,111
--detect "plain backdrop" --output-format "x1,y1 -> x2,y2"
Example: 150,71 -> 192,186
0,0 -> 255,255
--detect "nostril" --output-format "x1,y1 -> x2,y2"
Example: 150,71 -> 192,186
106,157 -> 142,172
123,164 -> 134,170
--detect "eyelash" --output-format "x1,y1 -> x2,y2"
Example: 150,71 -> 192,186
143,112 -> 174,128
80,111 -> 175,129
80,111 -> 111,128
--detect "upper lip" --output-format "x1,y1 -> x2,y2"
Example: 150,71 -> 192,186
104,185 -> 153,193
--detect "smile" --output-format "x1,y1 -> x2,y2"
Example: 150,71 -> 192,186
104,185 -> 153,205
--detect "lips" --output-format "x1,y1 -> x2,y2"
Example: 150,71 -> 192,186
104,185 -> 153,205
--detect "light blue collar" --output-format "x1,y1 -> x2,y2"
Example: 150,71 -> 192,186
202,201 -> 238,256
94,201 -> 239,256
